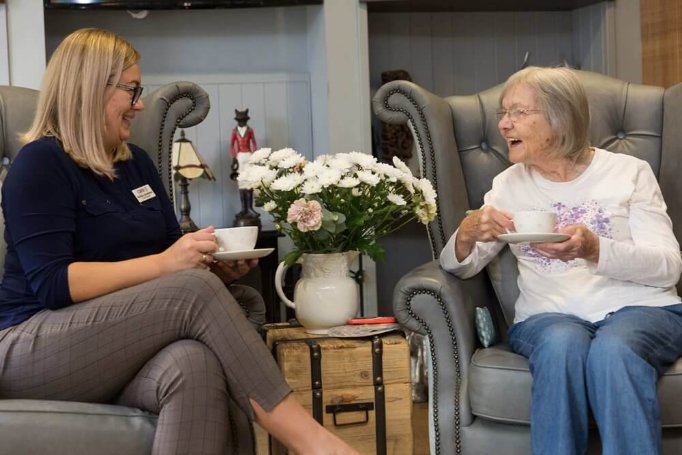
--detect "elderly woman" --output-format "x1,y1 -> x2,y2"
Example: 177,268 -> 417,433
440,66 -> 682,454
0,28 -> 358,455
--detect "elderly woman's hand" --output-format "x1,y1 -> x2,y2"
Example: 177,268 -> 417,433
531,224 -> 600,263
455,206 -> 514,261
210,258 -> 259,284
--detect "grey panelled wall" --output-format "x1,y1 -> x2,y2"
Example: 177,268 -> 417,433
368,3 -> 611,99
144,75 -> 314,231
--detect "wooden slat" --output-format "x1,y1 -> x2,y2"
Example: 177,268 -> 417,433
641,0 -> 682,87
275,334 -> 410,390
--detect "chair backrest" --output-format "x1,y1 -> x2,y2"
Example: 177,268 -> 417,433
0,87 -> 39,279
374,70 -> 682,325
0,82 -> 210,280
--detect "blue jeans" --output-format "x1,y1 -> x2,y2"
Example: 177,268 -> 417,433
508,304 -> 682,455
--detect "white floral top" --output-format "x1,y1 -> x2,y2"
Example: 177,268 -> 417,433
440,148 -> 682,323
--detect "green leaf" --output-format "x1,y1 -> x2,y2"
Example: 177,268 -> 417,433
364,242 -> 386,262
283,250 -> 303,266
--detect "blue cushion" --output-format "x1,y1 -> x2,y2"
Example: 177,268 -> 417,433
475,307 -> 497,348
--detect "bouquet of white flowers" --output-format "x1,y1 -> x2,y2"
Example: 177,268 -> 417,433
238,148 -> 437,265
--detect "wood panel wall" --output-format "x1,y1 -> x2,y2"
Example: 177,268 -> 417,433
641,0 -> 682,87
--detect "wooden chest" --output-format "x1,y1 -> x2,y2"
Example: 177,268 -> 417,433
264,324 -> 413,455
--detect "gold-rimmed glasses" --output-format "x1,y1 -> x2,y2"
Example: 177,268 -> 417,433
495,107 -> 543,122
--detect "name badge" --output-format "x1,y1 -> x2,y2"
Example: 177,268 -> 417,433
132,184 -> 156,203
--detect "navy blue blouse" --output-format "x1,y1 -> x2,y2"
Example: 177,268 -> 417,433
0,137 -> 182,330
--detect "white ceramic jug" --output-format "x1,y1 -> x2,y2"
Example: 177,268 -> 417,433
274,251 -> 360,334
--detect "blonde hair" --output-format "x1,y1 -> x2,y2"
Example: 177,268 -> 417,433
500,66 -> 590,161
22,28 -> 140,178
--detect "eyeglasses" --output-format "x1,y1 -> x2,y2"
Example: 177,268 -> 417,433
496,107 -> 543,122
111,83 -> 144,106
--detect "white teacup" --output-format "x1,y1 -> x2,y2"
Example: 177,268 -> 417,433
214,226 -> 258,252
513,210 -> 557,234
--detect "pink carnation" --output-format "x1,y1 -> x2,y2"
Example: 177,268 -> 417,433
287,199 -> 322,232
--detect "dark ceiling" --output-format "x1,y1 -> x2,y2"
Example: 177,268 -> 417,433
363,0 -> 611,13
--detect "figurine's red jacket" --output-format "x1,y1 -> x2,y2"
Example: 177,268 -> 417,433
230,127 -> 257,158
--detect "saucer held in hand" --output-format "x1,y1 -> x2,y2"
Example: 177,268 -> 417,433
498,233 -> 570,244
212,248 -> 274,261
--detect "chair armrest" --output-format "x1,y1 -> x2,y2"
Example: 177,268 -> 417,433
393,260 -> 496,450
129,81 -> 210,203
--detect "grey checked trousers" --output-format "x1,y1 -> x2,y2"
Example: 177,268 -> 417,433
0,269 -> 291,454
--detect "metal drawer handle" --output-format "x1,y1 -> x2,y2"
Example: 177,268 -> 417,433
325,402 -> 374,426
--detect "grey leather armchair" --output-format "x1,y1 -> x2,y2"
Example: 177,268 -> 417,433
0,83 -> 258,454
373,71 -> 682,455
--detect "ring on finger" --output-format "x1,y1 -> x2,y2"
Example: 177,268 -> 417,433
202,254 -> 208,263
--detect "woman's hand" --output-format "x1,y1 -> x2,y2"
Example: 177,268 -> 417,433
210,258 -> 259,284
158,226 -> 219,274
455,206 -> 514,261
531,224 -> 600,263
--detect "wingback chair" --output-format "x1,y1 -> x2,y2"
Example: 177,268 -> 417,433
373,71 -> 682,455
0,83 -> 258,454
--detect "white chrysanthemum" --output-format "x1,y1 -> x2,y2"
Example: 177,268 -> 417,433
357,170 -> 380,186
302,179 -> 323,194
279,154 -> 305,169
392,156 -> 412,175
271,173 -> 302,191
318,168 -> 343,187
351,188 -> 363,197
328,155 -> 354,172
263,201 -> 277,212
373,162 -> 401,181
313,155 -> 331,166
347,151 -> 376,169
338,177 -> 360,188
268,147 -> 298,165
237,164 -> 271,189
416,206 -> 430,224
399,175 -> 415,194
418,178 -> 437,204
250,148 -> 272,164
303,160 -> 325,178
387,193 -> 406,206
260,168 -> 279,185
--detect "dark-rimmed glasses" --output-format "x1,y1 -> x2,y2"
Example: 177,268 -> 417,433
495,108 -> 543,122
111,83 -> 144,106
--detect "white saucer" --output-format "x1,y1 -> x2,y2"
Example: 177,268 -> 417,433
498,233 -> 570,244
212,248 -> 275,261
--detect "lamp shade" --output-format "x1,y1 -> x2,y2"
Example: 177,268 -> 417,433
172,130 -> 215,180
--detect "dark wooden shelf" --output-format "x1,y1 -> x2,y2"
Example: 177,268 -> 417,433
363,0 -> 611,13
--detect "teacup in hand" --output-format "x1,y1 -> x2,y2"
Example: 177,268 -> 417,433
513,210 -> 557,234
214,226 -> 258,252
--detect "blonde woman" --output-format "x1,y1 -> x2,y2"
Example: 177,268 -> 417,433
0,28 -> 358,455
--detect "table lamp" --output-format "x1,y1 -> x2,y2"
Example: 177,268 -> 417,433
172,130 -> 215,233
